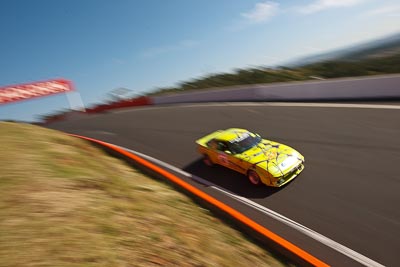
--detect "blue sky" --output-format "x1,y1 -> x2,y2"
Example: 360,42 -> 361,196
1,0 -> 399,122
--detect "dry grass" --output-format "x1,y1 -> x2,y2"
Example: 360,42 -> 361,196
0,122 -> 289,267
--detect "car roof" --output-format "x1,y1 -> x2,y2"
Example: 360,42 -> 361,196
215,128 -> 250,142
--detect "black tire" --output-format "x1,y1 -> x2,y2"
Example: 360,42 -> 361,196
203,154 -> 214,167
247,170 -> 262,185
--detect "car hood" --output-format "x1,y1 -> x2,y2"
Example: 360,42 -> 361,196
238,139 -> 304,177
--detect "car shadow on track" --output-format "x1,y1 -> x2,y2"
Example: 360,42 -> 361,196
183,159 -> 282,199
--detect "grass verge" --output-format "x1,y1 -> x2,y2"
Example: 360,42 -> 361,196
0,122 -> 289,267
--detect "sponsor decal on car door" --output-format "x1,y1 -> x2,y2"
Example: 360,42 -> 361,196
217,152 -> 229,166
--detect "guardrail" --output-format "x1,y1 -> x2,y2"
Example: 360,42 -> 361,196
46,74 -> 400,123
86,96 -> 152,113
151,74 -> 400,104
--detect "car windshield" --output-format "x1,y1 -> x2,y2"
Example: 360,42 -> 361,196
228,133 -> 262,154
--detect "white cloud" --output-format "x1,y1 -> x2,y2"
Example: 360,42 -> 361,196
140,40 -> 199,58
364,5 -> 400,17
300,0 -> 365,14
241,1 -> 279,23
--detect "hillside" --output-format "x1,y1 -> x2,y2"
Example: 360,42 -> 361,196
0,122 -> 287,267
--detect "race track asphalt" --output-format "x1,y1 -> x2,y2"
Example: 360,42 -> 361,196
47,103 -> 400,266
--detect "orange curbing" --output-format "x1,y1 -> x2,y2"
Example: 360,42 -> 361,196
70,133 -> 330,267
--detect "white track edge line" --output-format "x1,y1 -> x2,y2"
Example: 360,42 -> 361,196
117,145 -> 384,267
112,102 -> 400,114
180,102 -> 400,110
213,188 -> 384,267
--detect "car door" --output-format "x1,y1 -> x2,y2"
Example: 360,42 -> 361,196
215,141 -> 231,168
228,153 -> 248,174
214,141 -> 246,173
205,139 -> 220,164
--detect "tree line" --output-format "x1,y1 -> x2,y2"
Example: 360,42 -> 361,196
148,52 -> 400,96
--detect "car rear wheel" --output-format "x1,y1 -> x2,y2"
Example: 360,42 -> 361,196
203,154 -> 214,167
247,170 -> 261,185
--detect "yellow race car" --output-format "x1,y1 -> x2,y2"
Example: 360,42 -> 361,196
196,128 -> 304,187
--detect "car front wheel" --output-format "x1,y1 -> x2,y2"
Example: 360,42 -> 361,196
247,170 -> 261,185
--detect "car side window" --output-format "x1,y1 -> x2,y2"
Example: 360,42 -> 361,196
217,141 -> 229,152
207,140 -> 231,153
207,139 -> 218,150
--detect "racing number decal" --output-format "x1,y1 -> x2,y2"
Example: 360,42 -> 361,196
218,153 -> 229,165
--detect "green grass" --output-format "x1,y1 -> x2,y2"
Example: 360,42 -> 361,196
0,122 -> 289,267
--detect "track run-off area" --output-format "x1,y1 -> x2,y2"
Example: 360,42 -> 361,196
47,102 -> 400,267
